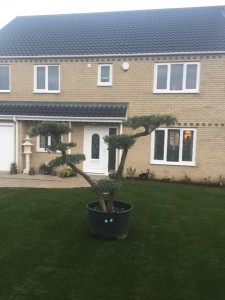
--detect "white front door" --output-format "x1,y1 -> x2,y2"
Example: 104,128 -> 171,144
83,126 -> 109,174
0,123 -> 14,171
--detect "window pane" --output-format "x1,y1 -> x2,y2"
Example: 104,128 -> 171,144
40,135 -> 48,148
157,65 -> 167,89
92,134 -> 100,159
51,134 -> 60,146
154,130 -> 165,160
48,66 -> 59,90
101,66 -> 110,82
182,130 -> 193,161
167,130 -> 180,162
0,66 -> 9,90
37,67 -> 45,89
170,64 -> 183,90
186,64 -> 197,89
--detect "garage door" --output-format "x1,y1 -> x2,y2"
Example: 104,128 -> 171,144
0,124 -> 14,171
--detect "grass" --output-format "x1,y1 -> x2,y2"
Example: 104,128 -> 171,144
0,181 -> 225,300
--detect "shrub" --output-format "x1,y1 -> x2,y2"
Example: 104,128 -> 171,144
9,162 -> 18,175
59,167 -> 77,178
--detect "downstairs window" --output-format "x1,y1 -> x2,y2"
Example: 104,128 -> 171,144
151,128 -> 196,166
37,134 -> 61,152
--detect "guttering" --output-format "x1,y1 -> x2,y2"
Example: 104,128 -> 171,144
1,50 -> 225,60
0,115 -> 126,123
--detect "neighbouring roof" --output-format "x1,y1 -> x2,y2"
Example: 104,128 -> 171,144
0,101 -> 128,122
0,6 -> 225,57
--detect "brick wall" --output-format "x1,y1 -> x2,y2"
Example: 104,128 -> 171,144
1,54 -> 225,182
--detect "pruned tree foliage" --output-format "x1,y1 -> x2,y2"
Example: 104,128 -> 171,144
29,115 -> 177,211
29,121 -> 118,213
48,142 -> 76,153
104,134 -> 136,150
104,114 -> 177,177
124,114 -> 177,131
29,121 -> 72,137
48,154 -> 86,168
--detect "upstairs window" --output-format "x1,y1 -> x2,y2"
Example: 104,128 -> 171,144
151,128 -> 196,166
98,64 -> 112,86
154,62 -> 200,93
34,65 -> 60,93
0,65 -> 10,92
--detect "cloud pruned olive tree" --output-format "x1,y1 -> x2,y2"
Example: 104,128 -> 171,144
104,114 -> 177,177
29,114 -> 176,212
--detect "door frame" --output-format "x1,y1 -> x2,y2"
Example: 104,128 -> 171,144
83,125 -> 118,174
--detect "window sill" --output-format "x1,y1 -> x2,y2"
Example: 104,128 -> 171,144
151,160 -> 195,167
36,149 -> 48,153
0,90 -> 10,93
153,90 -> 199,94
36,149 -> 61,153
33,91 -> 60,94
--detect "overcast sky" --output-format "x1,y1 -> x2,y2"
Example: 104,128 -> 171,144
0,0 -> 225,29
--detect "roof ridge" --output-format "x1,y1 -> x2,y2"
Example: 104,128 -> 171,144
13,5 -> 225,19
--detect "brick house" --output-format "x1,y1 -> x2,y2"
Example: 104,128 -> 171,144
0,5 -> 225,182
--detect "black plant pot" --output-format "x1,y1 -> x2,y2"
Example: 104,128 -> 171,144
87,201 -> 133,240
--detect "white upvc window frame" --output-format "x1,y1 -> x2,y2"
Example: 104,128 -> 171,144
151,128 -> 197,166
0,65 -> 10,92
34,65 -> 60,93
153,62 -> 200,93
36,134 -> 62,152
98,64 -> 113,86
37,135 -> 51,152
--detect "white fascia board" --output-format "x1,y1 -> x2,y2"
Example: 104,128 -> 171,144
0,115 -> 125,123
1,50 -> 225,59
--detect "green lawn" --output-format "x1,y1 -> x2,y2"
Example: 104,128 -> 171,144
0,181 -> 225,300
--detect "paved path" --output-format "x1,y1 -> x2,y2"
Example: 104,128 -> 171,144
0,172 -> 105,188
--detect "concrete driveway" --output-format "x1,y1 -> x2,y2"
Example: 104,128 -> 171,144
0,172 -> 104,188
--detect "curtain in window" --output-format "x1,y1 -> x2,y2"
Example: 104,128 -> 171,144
37,67 -> 45,89
157,65 -> 167,89
40,135 -> 48,148
170,64 -> 183,90
182,130 -> 193,161
48,66 -> 59,90
167,130 -> 180,162
186,64 -> 197,89
101,66 -> 110,82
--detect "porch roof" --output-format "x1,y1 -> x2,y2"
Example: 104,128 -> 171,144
0,101 -> 128,123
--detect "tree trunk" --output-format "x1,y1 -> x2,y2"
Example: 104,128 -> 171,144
117,146 -> 129,177
61,151 -> 107,212
107,191 -> 115,212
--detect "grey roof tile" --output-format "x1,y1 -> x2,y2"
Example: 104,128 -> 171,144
0,101 -> 128,119
0,6 -> 225,57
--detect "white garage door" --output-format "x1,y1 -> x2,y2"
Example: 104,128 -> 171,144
0,124 -> 14,171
